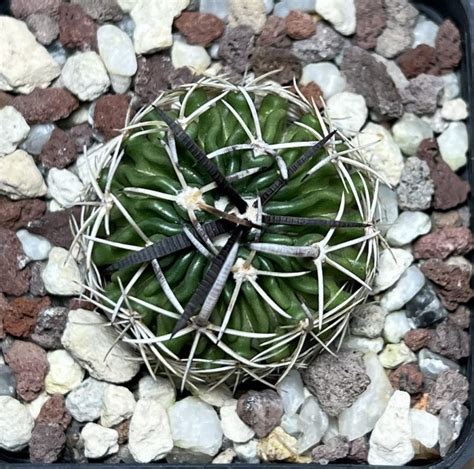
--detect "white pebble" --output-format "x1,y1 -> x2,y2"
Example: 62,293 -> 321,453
171,41 -> 211,74
138,375 -> 176,409
81,423 -> 119,459
110,74 -> 132,94
386,211 -> 431,247
379,342 -> 417,369
315,0 -> 356,35
200,0 -> 230,19
101,385 -> 136,427
327,92 -> 368,137
353,123 -> 404,186
0,150 -> 47,199
441,98 -> 468,121
16,229 -> 52,262
47,168 -> 84,207
410,409 -> 439,449
441,73 -> 460,103
381,265 -> 425,312
20,123 -> 55,155
229,0 -> 267,34
191,384 -> 233,408
301,62 -> 346,99
374,248 -> 414,294
383,311 -> 413,344
97,24 -> 137,77
297,396 -> 329,453
66,378 -> 108,422
342,336 -> 385,354
412,17 -> 438,47
392,113 -> 433,156
45,349 -> 85,395
0,397 -> 34,451
42,247 -> 84,296
233,439 -> 259,464
0,106 -> 30,156
437,122 -> 468,171
418,348 -> 460,379
220,402 -> 255,443
377,185 -> 399,234
422,109 -> 448,134
276,370 -> 305,417
61,51 -> 110,101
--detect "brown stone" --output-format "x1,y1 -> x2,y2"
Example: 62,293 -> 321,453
0,197 -> 46,231
435,20 -> 462,73
70,0 -> 123,23
431,210 -> 464,231
428,370 -> 469,414
251,46 -> 302,84
294,82 -> 324,109
397,45 -> 438,78
285,11 -> 315,40
40,128 -> 77,169
257,15 -> 290,48
236,390 -> 283,438
428,320 -> 470,360
404,328 -> 433,352
0,91 -> 15,108
3,296 -> 51,338
10,0 -> 62,18
448,305 -> 470,330
114,419 -> 130,444
30,423 -> 67,464
94,94 -> 132,141
312,436 -> 349,463
0,294 -> 7,339
28,208 -> 81,249
68,123 -> 94,153
37,394 -> 72,430
134,54 -> 173,105
13,88 -> 79,125
175,12 -> 225,47
389,363 -> 424,395
68,298 -> 95,311
348,437 -> 368,463
413,227 -> 473,260
0,228 -> 31,297
417,138 -> 470,210
421,258 -> 473,310
354,0 -> 386,50
170,67 -> 201,89
4,340 -> 48,401
58,3 -> 97,50
219,26 -> 256,74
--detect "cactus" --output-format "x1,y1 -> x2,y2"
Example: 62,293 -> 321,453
76,76 -> 381,389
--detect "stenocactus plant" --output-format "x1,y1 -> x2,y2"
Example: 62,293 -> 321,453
76,76 -> 381,389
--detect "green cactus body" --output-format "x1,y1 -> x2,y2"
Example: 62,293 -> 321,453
82,79 -> 379,385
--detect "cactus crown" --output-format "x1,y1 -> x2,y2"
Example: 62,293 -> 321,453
76,76 -> 381,390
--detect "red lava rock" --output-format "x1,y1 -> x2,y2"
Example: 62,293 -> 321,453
428,369 -> 469,414
435,19 -> 462,73
0,197 -> 46,231
251,46 -> 302,84
285,10 -> 315,40
312,436 -> 350,463
37,394 -> 72,430
413,227 -> 473,260
389,363 -> 424,395
68,124 -> 94,153
257,15 -> 290,48
175,12 -> 225,47
134,54 -> 173,105
27,208 -> 81,249
3,296 -> 51,338
32,306 -> 69,350
294,82 -> 324,109
30,422 -> 67,464
428,320 -> 470,360
404,329 -> 433,352
94,94 -> 132,141
13,88 -> 79,125
417,138 -> 470,210
448,305 -> 470,330
26,13 -> 59,46
397,45 -> 438,78
0,91 -> 15,108
68,298 -> 95,311
58,3 -> 97,50
0,294 -> 7,339
40,128 -> 77,169
236,389 -> 283,438
421,258 -> 473,310
4,340 -> 48,401
354,0 -> 386,50
10,0 -> 62,18
114,419 -> 130,444
0,228 -> 31,297
170,67 -> 201,89
219,26 -> 256,74
348,437 -> 368,463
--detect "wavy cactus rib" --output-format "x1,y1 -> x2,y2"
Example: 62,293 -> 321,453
74,75 -> 382,389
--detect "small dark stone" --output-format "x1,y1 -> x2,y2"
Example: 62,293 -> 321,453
401,74 -> 444,115
428,370 -> 469,414
435,20 -> 462,73
404,328 -> 433,351
354,0 -> 386,50
30,262 -> 47,297
32,306 -> 69,350
4,340 -> 48,401
63,420 -> 87,463
341,46 -> 403,119
0,197 -> 46,231
414,227 -> 473,260
397,45 -> 439,78
428,320 -> 470,361
311,436 -> 350,463
30,423 -> 67,464
68,298 -> 95,311
70,0 -> 123,23
431,210 -> 465,231
94,94 -> 132,141
257,15 -> 290,48
303,350 -> 370,416
285,10 -> 315,40
0,364 -> 16,397
170,67 -> 201,89
348,437 -> 369,463
448,305 -> 470,330
251,46 -> 301,84
3,296 -> 51,338
174,12 -> 225,47
219,26 -> 255,74
68,123 -> 94,153
292,82 -> 324,109
58,3 -> 97,50
0,294 -> 6,339
134,54 -> 173,106
389,363 -> 423,395
406,283 -> 448,327
236,389 -> 283,438
114,419 -> 130,444
40,128 -> 77,169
